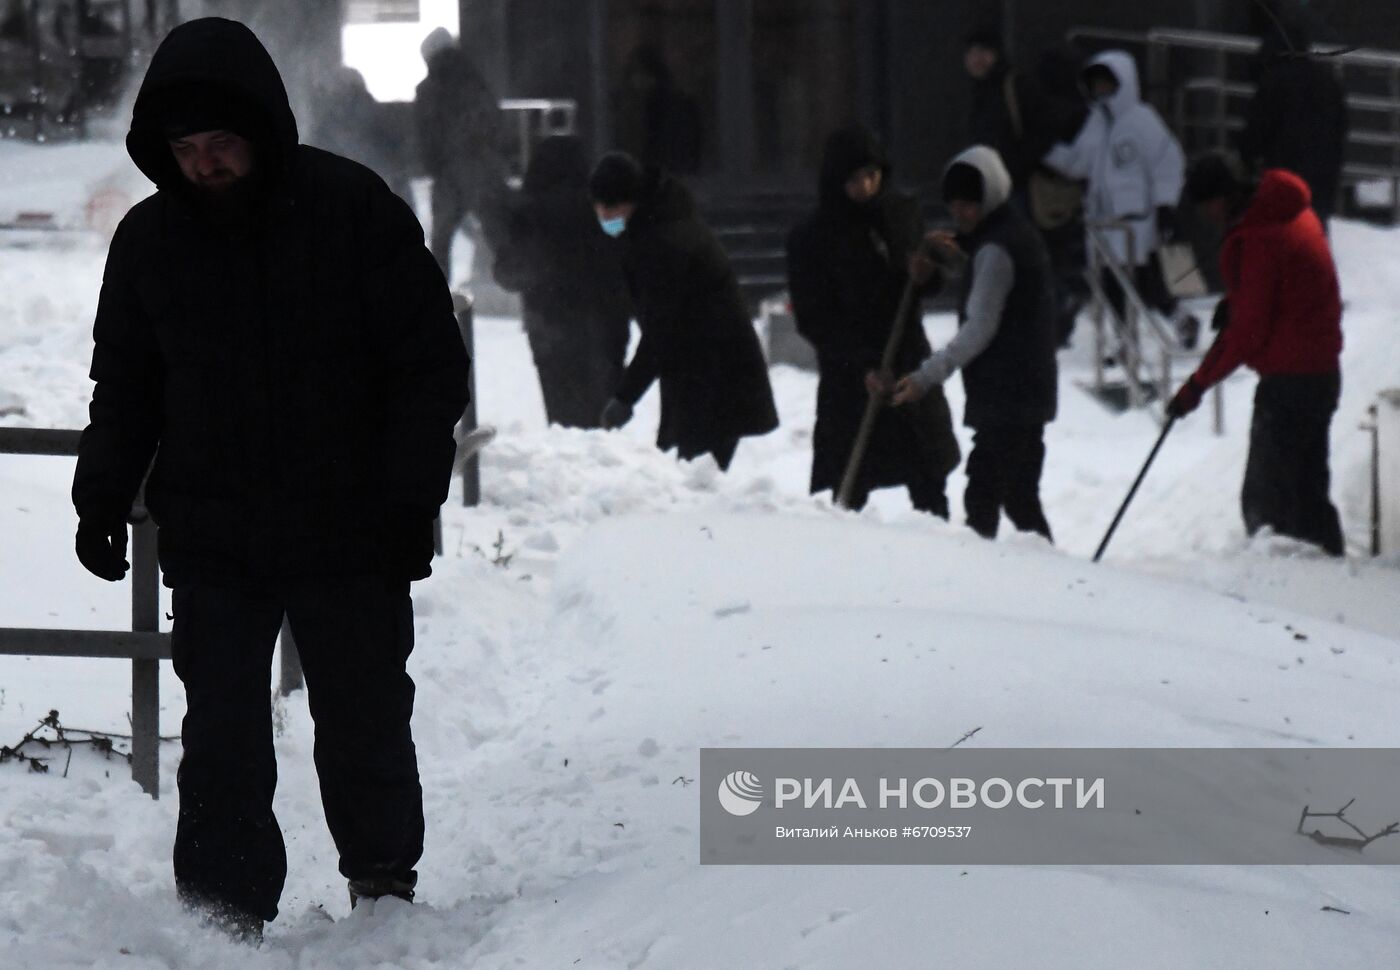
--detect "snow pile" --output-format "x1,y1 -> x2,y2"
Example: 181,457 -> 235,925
5,510 -> 1400,967
1,134 -> 1399,964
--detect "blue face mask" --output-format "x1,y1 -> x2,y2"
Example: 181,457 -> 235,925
599,215 -> 628,238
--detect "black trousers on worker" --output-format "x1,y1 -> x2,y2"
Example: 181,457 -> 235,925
844,469 -> 950,520
964,424 -> 1053,542
1243,373 -> 1344,556
171,575 -> 423,923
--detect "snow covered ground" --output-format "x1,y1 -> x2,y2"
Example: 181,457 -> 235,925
1,141 -> 1399,968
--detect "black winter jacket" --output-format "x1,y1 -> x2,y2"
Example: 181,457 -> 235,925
957,204 -> 1058,428
72,18 -> 470,584
614,171 -> 778,458
786,126 -> 959,495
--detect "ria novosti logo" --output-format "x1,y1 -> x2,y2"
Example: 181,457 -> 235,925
717,770 -> 764,816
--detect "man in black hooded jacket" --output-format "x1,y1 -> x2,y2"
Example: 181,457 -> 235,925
785,125 -> 959,514
70,18 -> 470,940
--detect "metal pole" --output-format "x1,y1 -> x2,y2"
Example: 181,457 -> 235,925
278,617 -> 303,696
457,297 -> 481,508
1093,417 -> 1177,563
129,495 -> 160,797
28,0 -> 42,141
1369,404 -> 1381,557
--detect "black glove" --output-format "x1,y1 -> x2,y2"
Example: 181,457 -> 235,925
1166,377 -> 1205,419
1156,205 -> 1179,244
76,520 -> 129,582
380,506 -> 436,582
600,398 -> 633,430
1210,297 -> 1230,333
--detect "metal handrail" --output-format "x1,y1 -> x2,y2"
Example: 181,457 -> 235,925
0,427 -> 167,797
1084,221 -> 1176,421
498,98 -> 578,176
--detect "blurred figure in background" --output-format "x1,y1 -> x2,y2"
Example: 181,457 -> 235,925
494,135 -> 631,428
785,125 -> 959,516
1241,11 -> 1347,229
307,66 -> 410,203
964,28 -> 1085,197
589,152 -> 777,470
1044,50 -> 1195,349
615,45 -> 702,176
963,28 -> 1089,347
414,26 -> 507,276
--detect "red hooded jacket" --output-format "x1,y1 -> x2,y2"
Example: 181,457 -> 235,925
1192,169 -> 1342,389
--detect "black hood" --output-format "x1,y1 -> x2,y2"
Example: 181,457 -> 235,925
127,17 -> 298,190
818,125 -> 891,211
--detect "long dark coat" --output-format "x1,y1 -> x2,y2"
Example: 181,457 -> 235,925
494,136 -> 631,428
614,171 -> 778,460
71,17 -> 470,585
786,128 -> 959,497
1241,57 -> 1347,221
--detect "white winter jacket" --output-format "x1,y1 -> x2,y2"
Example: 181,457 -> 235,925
1044,50 -> 1184,267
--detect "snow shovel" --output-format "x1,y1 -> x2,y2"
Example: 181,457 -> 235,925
1092,416 -> 1177,563
836,276 -> 919,510
451,422 -> 497,475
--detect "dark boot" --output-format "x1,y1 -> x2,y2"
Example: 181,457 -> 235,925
181,890 -> 265,946
348,874 -> 416,909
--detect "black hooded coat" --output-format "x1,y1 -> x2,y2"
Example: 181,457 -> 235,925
493,136 -> 631,428
71,17 -> 470,584
785,127 -> 960,497
613,170 -> 778,460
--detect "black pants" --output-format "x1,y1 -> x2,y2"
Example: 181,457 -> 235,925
429,175 -> 487,276
844,470 -> 950,520
1243,373 -> 1344,556
964,425 -> 1053,541
676,436 -> 740,471
171,576 -> 423,923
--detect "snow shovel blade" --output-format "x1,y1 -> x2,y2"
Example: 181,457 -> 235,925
452,424 -> 496,473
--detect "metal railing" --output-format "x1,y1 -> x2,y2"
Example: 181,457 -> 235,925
1084,222 -> 1176,418
0,427 -> 167,797
1374,389 -> 1400,556
1083,222 -> 1226,431
498,98 -> 577,182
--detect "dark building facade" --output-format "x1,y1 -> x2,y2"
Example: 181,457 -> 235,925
463,0 -> 1398,197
